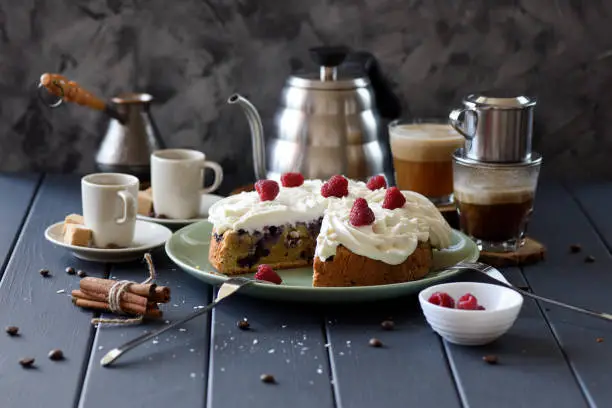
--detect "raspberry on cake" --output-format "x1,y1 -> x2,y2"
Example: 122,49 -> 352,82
281,172 -> 305,187
366,175 -> 387,190
255,180 -> 280,201
321,175 -> 349,198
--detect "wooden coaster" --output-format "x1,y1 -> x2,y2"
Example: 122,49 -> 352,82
478,237 -> 546,267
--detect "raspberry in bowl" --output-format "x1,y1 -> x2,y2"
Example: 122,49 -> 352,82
418,282 -> 523,346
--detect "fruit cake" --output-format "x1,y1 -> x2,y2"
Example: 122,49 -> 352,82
207,173 -> 453,287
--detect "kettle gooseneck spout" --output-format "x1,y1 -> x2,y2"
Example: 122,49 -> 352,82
227,94 -> 267,180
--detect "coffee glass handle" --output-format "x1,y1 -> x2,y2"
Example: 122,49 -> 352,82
200,161 -> 224,194
449,108 -> 478,140
116,190 -> 136,224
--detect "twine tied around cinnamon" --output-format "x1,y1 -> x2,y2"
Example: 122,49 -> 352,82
91,253 -> 158,327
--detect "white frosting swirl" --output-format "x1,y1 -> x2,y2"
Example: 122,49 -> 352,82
208,178 -> 453,265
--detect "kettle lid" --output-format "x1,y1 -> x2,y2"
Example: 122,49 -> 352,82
287,46 -> 369,90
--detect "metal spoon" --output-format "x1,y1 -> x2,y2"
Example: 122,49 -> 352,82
455,261 -> 612,322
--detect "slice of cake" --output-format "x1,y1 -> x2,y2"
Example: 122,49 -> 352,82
312,187 -> 453,287
208,177 -> 327,274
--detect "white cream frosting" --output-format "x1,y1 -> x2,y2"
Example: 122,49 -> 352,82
208,178 -> 453,265
207,180 -> 326,234
315,190 -> 453,265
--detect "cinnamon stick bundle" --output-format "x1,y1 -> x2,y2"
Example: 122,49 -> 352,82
71,277 -> 171,320
80,277 -> 170,303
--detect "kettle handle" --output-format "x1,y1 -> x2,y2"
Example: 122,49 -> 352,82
39,73 -> 107,111
449,108 -> 478,140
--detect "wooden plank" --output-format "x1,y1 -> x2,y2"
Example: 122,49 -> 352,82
444,268 -> 588,408
325,299 -> 461,408
522,182 -> 612,406
77,249 -> 213,408
207,296 -> 335,408
0,174 -> 107,408
567,182 -> 612,251
0,173 -> 41,276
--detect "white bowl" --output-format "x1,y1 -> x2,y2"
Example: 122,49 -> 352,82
418,281 -> 524,346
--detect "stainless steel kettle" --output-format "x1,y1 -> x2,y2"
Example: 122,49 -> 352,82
229,46 -> 400,182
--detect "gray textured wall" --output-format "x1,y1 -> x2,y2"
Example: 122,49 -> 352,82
2,0 -> 612,191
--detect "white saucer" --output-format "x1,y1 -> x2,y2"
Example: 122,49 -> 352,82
136,193 -> 223,228
44,219 -> 173,263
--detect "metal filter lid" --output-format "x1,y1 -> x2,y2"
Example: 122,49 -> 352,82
463,94 -> 537,110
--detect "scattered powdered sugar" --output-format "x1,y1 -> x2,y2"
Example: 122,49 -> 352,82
253,339 -> 259,345
179,328 -> 187,332
98,346 -> 104,350
152,339 -> 159,345
268,349 -> 275,354
324,343 -> 330,348
190,348 -> 195,352
190,373 -> 196,379
281,325 -> 287,328
56,289 -> 65,294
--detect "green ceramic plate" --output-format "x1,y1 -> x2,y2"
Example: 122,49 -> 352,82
165,221 -> 480,303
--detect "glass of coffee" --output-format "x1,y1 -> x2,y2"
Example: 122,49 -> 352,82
389,119 -> 465,205
452,150 -> 542,252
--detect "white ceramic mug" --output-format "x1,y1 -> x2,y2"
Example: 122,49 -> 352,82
151,149 -> 224,219
82,173 -> 139,248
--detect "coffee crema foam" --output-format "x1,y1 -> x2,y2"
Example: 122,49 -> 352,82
454,185 -> 535,205
390,124 -> 464,162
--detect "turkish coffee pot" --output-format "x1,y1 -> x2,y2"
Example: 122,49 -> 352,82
38,73 -> 165,181
229,46 -> 401,182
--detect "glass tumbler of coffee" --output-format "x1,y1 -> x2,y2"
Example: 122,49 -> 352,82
453,150 -> 542,253
389,119 -> 465,206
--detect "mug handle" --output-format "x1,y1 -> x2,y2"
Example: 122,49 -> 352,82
116,190 -> 136,224
449,108 -> 478,140
200,161 -> 224,194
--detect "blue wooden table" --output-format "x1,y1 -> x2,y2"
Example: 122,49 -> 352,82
0,173 -> 610,408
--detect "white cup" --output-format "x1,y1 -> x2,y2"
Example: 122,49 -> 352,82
151,149 -> 224,219
81,173 -> 139,248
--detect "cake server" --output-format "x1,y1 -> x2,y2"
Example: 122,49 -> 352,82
456,261 -> 612,322
100,277 -> 256,367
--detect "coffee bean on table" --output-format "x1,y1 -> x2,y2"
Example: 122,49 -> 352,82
19,358 -> 35,368
260,374 -> 275,383
48,349 -> 64,361
380,320 -> 395,330
237,319 -> 250,330
569,244 -> 582,253
65,267 -> 76,275
585,255 -> 595,263
369,338 -> 383,347
77,270 -> 87,278
482,355 -> 498,365
39,269 -> 50,277
596,337 -> 604,343
6,326 -> 19,336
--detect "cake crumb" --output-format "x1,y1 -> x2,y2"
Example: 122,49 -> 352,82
597,337 -> 604,343
56,289 -> 65,294
253,339 -> 258,345
190,373 -> 196,379
268,349 -> 275,354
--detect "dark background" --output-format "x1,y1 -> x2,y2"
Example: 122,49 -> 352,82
2,0 -> 612,191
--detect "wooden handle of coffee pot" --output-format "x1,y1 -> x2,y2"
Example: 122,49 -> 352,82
39,73 -> 107,111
